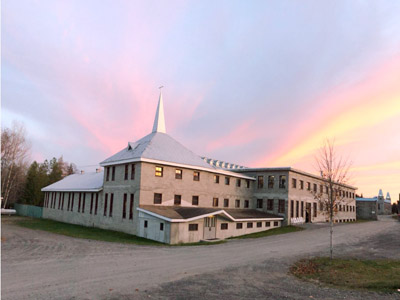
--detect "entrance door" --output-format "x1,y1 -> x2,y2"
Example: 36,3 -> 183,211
306,203 -> 312,223
203,217 -> 216,240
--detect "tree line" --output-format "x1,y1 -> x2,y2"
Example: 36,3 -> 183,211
1,122 -> 77,208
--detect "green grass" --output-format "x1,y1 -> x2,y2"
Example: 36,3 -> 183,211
290,257 -> 400,293
229,225 -> 304,239
14,217 -> 164,245
10,217 -> 226,247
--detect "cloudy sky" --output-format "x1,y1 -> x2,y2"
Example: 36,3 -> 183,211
2,0 -> 400,201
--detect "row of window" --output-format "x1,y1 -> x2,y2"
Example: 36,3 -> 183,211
338,204 -> 355,212
105,164 -> 136,182
256,198 -> 286,213
155,166 -> 251,188
45,192 -> 135,220
187,221 -> 280,231
257,175 -> 287,189
153,193 -> 251,208
44,192 -> 100,215
291,178 -> 355,199
289,200 -> 318,219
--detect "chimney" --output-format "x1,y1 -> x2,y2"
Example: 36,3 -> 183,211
80,170 -> 85,174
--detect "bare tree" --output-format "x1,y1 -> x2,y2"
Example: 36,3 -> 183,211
312,139 -> 352,259
1,121 -> 30,208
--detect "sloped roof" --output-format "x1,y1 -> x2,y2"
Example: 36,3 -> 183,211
41,172 -> 104,192
100,132 -> 255,180
138,205 -> 284,222
100,132 -> 213,168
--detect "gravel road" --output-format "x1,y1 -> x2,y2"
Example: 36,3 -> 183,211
1,216 -> 399,300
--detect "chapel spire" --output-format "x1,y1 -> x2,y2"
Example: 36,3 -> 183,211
152,88 -> 166,133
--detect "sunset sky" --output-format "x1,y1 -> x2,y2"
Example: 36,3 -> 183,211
2,1 -> 400,202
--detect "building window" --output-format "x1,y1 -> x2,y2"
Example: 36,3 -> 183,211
257,222 -> 262,228
193,171 -> 200,181
246,180 -> 250,188
257,176 -> 264,189
109,193 -> 114,217
155,166 -> 163,177
71,193 -> 74,211
235,199 -> 240,208
221,223 -> 228,230
307,182 -> 311,190
320,185 -> 323,194
106,167 -> 110,181
313,202 -> 317,218
212,198 -> 219,207
244,200 -> 249,208
268,176 -> 275,188
300,180 -> 304,190
267,199 -> 274,210
111,166 -> 115,181
290,200 -> 294,218
124,164 -> 129,180
78,193 -> 82,213
236,223 -> 243,229
129,194 -> 134,220
61,193 -> 65,210
236,179 -> 241,187
278,200 -> 285,213
175,169 -> 182,179
104,193 -> 108,216
225,177 -> 230,185
247,222 -> 253,228
313,183 -> 317,192
90,193 -> 94,214
265,221 -> 271,227
154,193 -> 162,204
296,201 -> 299,218
192,196 -> 199,206
93,193 -> 98,215
224,198 -> 229,207
319,202 -> 323,211
301,201 -> 304,217
82,193 -> 86,213
144,220 -> 148,228
214,175 -> 220,183
189,224 -> 198,231
174,195 -> 182,205
292,178 -> 297,189
58,193 -> 61,209
274,221 -> 279,226
123,193 -> 127,219
257,199 -> 263,209
160,223 -> 164,231
279,175 -> 287,189
131,164 -> 135,180
67,193 -> 71,211
326,186 -> 329,194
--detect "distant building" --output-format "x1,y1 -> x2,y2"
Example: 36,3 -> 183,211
41,93 -> 357,244
356,189 -> 392,219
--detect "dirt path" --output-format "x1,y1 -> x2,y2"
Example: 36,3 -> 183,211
2,216 -> 399,300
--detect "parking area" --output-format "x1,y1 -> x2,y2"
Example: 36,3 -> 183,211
1,215 -> 399,299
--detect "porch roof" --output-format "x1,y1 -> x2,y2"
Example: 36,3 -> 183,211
138,205 -> 284,223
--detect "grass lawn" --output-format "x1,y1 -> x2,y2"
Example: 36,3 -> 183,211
229,225 -> 304,239
10,216 -> 225,246
290,257 -> 400,293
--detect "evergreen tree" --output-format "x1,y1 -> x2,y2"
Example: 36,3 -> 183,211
48,157 -> 63,184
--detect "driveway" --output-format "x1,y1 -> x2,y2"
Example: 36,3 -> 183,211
1,216 -> 399,300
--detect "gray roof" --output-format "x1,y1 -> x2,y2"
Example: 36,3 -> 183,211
100,132 -> 255,180
356,197 -> 377,202
139,205 -> 283,222
41,172 -> 104,192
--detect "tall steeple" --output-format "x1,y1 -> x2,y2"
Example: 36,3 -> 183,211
152,89 -> 166,133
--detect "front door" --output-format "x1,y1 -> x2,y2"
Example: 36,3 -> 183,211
306,203 -> 312,223
203,217 -> 216,240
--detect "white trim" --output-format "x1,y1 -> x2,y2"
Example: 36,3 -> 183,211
137,207 -> 284,223
100,158 -> 256,180
41,188 -> 103,192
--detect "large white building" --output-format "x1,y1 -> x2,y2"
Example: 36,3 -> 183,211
42,93 -> 357,244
